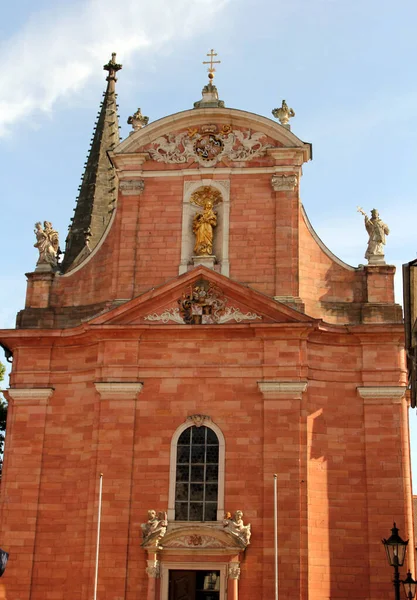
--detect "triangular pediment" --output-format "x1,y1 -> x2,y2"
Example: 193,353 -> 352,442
89,267 -> 314,327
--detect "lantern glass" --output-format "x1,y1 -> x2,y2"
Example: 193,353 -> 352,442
382,523 -> 408,567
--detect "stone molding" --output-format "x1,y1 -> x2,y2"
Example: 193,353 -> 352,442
94,382 -> 144,399
257,381 -> 308,400
118,179 -> 145,196
271,173 -> 298,191
228,563 -> 241,580
6,388 -> 54,405
357,386 -> 406,404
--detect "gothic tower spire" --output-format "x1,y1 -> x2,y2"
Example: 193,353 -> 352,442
62,53 -> 122,272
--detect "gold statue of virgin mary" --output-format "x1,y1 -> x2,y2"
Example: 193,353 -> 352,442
191,187 -> 222,256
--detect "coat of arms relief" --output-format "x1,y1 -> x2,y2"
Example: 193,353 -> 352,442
147,124 -> 273,168
144,280 -> 262,325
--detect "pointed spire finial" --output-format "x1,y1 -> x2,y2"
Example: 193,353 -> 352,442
203,49 -> 221,84
103,52 -> 122,82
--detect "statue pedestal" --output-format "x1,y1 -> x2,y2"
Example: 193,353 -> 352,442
192,255 -> 216,270
368,255 -> 386,266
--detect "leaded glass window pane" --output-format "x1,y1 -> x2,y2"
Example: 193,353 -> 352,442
175,425 -> 219,521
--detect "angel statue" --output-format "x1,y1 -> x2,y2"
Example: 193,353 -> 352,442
34,221 -> 59,270
272,100 -> 295,126
193,199 -> 217,256
357,207 -> 390,264
141,510 -> 168,545
223,510 -> 251,546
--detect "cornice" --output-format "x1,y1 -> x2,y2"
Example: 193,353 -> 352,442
6,387 -> 54,405
357,386 -> 406,404
94,382 -> 144,399
258,381 -> 308,400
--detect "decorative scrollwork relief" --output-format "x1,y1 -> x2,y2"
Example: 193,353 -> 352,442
147,128 -> 272,167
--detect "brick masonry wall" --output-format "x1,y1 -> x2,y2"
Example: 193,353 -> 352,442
0,321 -> 411,600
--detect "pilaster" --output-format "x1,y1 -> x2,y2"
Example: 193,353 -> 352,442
0,388 -> 53,600
93,382 -> 143,598
358,386 -> 412,600
258,380 -> 308,600
270,174 -> 300,301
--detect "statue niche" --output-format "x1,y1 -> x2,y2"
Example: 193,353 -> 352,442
190,186 -> 222,267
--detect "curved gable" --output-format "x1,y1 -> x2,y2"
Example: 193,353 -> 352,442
113,107 -> 311,160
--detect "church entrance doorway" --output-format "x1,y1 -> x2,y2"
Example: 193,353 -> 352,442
168,570 -> 220,600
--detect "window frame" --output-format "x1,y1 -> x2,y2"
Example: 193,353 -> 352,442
168,419 -> 225,522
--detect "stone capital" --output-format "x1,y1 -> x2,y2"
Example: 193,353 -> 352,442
6,387 -> 54,405
119,179 -> 145,196
271,173 -> 298,192
357,386 -> 406,404
228,563 -> 241,580
94,382 -> 144,400
258,381 -> 308,400
145,559 -> 160,578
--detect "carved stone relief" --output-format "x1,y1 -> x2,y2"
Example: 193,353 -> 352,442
271,174 -> 298,191
147,127 -> 272,167
144,280 -> 262,325
187,414 -> 211,427
163,535 -> 224,549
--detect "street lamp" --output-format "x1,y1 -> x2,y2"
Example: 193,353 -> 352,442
403,571 -> 417,600
382,523 -> 409,600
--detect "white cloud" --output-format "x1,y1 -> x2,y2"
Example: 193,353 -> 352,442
0,0 -> 229,137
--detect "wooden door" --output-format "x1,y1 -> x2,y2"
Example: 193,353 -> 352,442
169,570 -> 196,600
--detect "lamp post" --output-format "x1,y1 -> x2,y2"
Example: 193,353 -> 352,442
403,571 -> 417,600
382,523 -> 409,600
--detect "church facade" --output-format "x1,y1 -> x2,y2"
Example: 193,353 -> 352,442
0,54 -> 414,600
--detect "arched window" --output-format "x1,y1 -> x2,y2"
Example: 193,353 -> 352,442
168,419 -> 225,522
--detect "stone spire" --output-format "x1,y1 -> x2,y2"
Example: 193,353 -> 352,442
194,49 -> 225,109
62,53 -> 122,272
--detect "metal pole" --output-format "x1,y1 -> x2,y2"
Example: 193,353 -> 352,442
393,563 -> 400,600
274,473 -> 278,600
93,473 -> 103,600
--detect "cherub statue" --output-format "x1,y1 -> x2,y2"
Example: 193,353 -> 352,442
141,510 -> 168,544
272,100 -> 295,126
127,108 -> 149,132
357,207 -> 390,263
223,510 -> 251,545
34,221 -> 59,270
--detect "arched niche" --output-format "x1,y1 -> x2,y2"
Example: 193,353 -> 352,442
179,180 -> 230,276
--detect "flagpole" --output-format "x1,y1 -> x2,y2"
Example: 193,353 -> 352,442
93,473 -> 103,600
274,473 -> 278,600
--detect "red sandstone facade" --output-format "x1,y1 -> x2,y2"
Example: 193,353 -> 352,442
0,71 -> 414,600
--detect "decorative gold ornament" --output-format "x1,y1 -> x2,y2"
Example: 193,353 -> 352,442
190,186 -> 222,209
220,124 -> 232,135
187,127 -> 198,138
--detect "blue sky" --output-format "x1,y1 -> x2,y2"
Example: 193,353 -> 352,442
0,0 -> 416,489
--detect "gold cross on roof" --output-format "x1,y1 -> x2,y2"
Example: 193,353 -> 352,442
203,49 -> 220,81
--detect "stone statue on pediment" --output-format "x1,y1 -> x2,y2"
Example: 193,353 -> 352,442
141,510 -> 168,545
357,207 -> 390,264
223,510 -> 251,546
34,221 -> 59,271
